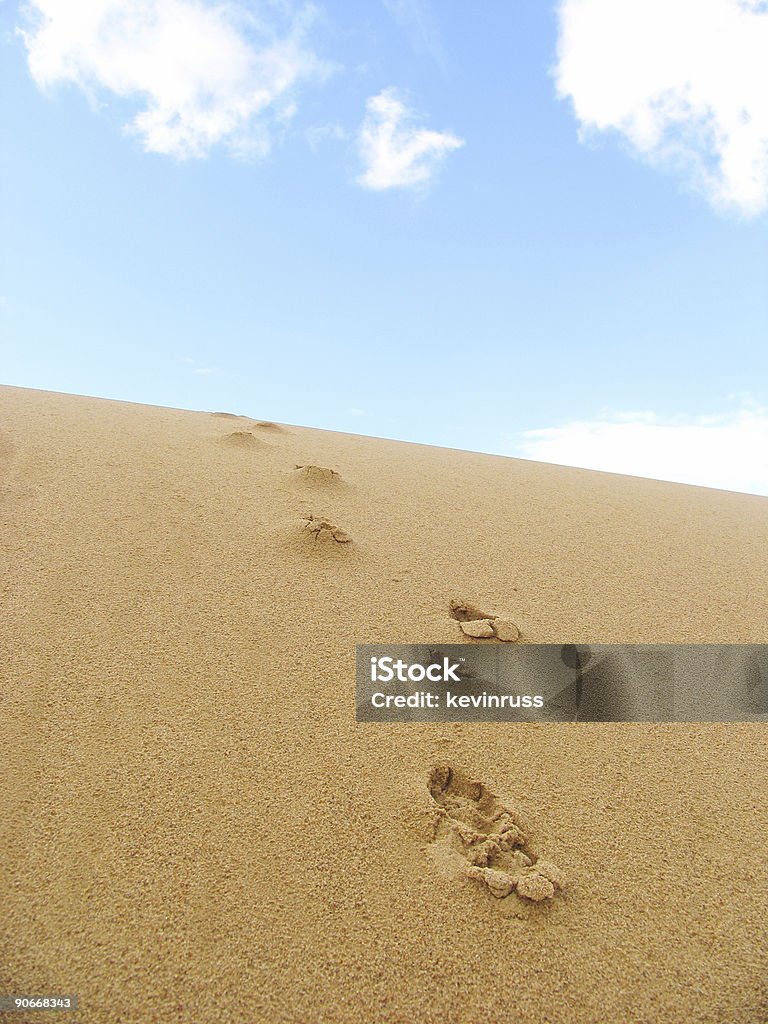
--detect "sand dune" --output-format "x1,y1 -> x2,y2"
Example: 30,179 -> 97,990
1,384 -> 767,1023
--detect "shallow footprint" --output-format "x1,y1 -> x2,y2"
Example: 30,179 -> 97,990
448,599 -> 520,642
427,765 -> 565,903
219,430 -> 265,449
293,464 -> 345,488
276,512 -> 355,558
301,514 -> 352,546
250,420 -> 286,433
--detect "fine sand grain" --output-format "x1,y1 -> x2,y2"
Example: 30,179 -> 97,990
1,384 -> 767,1023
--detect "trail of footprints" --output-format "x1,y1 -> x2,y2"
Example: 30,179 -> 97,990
211,412 -> 355,550
218,419 -> 286,449
429,765 -> 565,902
211,412 -> 524,636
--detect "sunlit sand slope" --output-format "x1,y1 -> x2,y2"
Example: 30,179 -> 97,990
2,385 -> 767,1023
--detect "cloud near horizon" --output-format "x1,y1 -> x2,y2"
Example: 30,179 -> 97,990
20,0 -> 330,160
508,405 -> 768,495
357,87 -> 464,190
555,0 -> 768,216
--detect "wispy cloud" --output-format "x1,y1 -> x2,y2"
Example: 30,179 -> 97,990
20,0 -> 331,160
181,357 -> 228,378
507,404 -> 768,495
382,0 -> 445,68
555,0 -> 768,216
357,87 -> 463,190
305,121 -> 347,152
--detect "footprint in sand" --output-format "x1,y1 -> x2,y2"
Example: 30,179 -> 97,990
219,430 -> 265,449
427,765 -> 565,903
250,421 -> 285,433
449,599 -> 520,642
300,513 -> 352,546
210,413 -> 286,433
292,464 -> 344,488
279,510 -> 355,556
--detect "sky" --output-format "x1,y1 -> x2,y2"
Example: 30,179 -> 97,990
1,0 -> 767,494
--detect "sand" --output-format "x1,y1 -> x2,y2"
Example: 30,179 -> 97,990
1,383 -> 767,1024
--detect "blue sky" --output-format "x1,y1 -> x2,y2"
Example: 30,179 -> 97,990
1,0 -> 767,493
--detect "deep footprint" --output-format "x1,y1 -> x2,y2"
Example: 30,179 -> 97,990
428,765 -> 565,902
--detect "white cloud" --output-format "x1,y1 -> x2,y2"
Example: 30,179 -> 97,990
20,0 -> 330,159
555,0 -> 768,215
357,87 -> 463,190
508,405 -> 768,495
